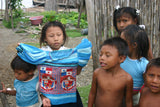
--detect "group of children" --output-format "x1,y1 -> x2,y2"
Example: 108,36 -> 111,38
0,6 -> 160,107
88,6 -> 159,107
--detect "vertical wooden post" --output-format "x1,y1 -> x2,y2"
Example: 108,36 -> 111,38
0,80 -> 10,107
85,0 -> 99,70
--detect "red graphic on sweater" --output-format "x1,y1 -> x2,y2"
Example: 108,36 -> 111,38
60,69 -> 75,90
41,74 -> 57,91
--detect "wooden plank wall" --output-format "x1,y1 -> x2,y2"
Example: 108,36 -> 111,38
86,0 -> 160,69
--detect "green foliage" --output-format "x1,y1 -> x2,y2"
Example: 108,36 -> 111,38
13,8 -> 24,18
3,19 -> 17,28
41,11 -> 88,28
35,27 -> 41,30
3,0 -> 24,28
19,17 -> 30,25
9,0 -> 24,18
77,85 -> 91,107
2,17 -> 30,29
41,11 -> 57,22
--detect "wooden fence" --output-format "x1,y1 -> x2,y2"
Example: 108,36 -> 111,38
86,0 -> 160,69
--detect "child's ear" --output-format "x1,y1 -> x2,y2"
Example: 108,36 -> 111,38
119,55 -> 126,63
132,42 -> 137,48
28,70 -> 34,75
134,18 -> 138,24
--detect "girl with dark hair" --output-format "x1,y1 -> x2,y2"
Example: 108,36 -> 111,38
39,21 -> 84,107
113,6 -> 153,60
120,25 -> 149,106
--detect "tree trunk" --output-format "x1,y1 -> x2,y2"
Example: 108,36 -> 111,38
4,0 -> 9,21
77,0 -> 84,28
45,0 -> 58,12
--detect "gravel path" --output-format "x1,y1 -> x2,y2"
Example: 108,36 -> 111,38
0,21 -> 93,106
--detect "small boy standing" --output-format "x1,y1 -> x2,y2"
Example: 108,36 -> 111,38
139,58 -> 160,107
0,55 -> 41,107
88,37 -> 133,107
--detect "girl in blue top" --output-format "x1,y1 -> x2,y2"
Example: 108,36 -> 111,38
120,24 -> 149,106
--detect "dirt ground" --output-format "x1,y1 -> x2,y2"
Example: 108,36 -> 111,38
0,7 -> 93,107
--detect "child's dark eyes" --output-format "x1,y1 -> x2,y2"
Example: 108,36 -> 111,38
106,54 -> 110,57
14,72 -> 21,75
123,20 -> 128,23
148,74 -> 154,77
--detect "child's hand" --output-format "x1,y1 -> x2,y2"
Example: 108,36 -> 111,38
40,94 -> 51,107
17,43 -> 21,46
0,82 -> 7,93
42,97 -> 51,107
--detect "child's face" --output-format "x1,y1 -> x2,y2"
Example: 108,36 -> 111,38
116,13 -> 137,33
145,66 -> 160,93
45,26 -> 64,50
14,69 -> 32,81
99,45 -> 121,70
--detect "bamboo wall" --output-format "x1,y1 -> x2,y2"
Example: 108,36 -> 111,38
86,0 -> 160,69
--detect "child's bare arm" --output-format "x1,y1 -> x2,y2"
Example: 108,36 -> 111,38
0,82 -> 16,95
125,75 -> 133,107
88,70 -> 98,107
77,65 -> 83,75
138,87 -> 146,107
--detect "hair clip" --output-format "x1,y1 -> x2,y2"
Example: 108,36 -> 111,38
115,5 -> 120,10
136,9 -> 140,15
139,25 -> 145,29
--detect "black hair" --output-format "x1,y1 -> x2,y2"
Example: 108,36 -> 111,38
100,37 -> 129,56
113,7 -> 140,33
40,21 -> 67,47
11,55 -> 36,73
145,57 -> 160,73
122,24 -> 149,59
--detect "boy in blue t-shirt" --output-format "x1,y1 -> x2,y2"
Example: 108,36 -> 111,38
0,55 -> 41,107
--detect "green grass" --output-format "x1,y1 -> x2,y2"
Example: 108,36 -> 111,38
66,29 -> 86,38
29,34 -> 39,39
25,42 -> 40,48
77,84 -> 91,107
